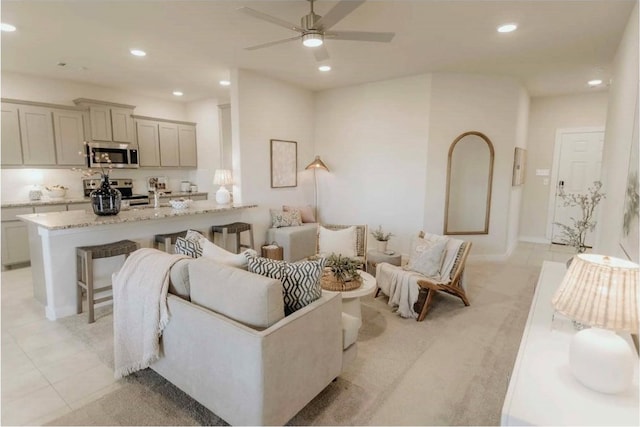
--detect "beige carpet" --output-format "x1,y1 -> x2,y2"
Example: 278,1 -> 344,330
48,260 -> 539,426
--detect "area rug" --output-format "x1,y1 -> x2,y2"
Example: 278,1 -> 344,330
48,260 -> 540,426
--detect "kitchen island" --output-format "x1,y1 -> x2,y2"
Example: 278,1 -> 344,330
18,201 -> 257,320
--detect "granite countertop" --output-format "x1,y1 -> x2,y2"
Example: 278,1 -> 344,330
17,201 -> 256,231
2,192 -> 209,208
2,197 -> 91,208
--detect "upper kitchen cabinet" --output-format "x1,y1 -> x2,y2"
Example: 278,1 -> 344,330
158,122 -> 180,167
136,119 -> 161,167
52,109 -> 86,166
133,115 -> 197,168
178,124 -> 197,167
18,104 -> 56,166
74,98 -> 135,144
1,99 -> 88,167
1,103 -> 23,165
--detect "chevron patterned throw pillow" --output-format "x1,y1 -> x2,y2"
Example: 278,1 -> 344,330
248,256 -> 326,315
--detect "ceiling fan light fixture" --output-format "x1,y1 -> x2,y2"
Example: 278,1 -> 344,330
588,79 -> 603,87
318,65 -> 331,72
302,32 -> 324,47
219,80 -> 231,86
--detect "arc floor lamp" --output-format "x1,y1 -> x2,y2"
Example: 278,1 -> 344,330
305,155 -> 330,220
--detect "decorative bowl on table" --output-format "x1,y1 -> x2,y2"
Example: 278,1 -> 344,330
44,185 -> 67,199
169,198 -> 192,209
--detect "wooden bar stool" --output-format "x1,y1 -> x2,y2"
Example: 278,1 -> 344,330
76,239 -> 138,323
154,230 -> 188,253
211,222 -> 255,253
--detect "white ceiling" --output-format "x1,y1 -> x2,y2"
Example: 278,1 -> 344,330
1,0 -> 635,103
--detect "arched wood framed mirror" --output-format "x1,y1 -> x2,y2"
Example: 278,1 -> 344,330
444,131 -> 495,235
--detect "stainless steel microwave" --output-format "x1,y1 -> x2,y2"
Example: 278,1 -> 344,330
87,142 -> 139,169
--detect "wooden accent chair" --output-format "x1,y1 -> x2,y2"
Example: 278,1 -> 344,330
318,224 -> 368,267
413,235 -> 472,322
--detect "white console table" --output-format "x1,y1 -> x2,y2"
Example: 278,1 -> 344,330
501,261 -> 639,426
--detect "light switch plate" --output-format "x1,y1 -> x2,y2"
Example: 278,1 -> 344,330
536,169 -> 550,176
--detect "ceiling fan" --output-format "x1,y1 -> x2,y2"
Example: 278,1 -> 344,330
238,0 -> 395,62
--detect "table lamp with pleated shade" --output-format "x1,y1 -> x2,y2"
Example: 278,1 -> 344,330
213,169 -> 233,204
551,254 -> 639,394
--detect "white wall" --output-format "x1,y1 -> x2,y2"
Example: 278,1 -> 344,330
314,72 -> 528,257
427,73 -> 529,257
314,74 -> 431,254
186,98 -> 222,198
507,89 -> 531,254
519,92 -> 609,242
231,68 -> 316,245
0,72 -> 222,200
596,3 -> 639,260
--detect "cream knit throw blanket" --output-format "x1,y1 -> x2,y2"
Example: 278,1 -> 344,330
113,248 -> 188,379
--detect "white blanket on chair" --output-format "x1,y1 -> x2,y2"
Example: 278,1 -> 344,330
377,237 -> 463,319
377,265 -> 425,318
113,248 -> 188,379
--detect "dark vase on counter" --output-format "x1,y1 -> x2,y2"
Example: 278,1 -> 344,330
91,175 -> 121,216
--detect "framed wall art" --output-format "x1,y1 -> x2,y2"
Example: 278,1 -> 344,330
512,147 -> 526,186
270,139 -> 297,188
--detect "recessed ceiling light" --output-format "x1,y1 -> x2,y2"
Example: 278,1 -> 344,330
588,79 -> 603,87
497,23 -> 518,33
173,91 -> 183,96
1,23 -> 17,32
219,80 -> 231,86
130,49 -> 146,57
318,65 -> 331,72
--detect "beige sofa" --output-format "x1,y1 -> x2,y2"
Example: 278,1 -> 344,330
151,257 -> 358,426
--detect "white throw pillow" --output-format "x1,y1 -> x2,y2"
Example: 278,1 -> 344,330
407,234 -> 449,278
318,225 -> 357,258
200,238 -> 257,268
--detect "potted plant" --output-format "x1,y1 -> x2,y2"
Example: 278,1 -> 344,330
554,181 -> 606,256
321,254 -> 362,291
371,225 -> 393,253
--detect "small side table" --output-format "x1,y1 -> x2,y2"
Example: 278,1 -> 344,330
366,250 -> 402,277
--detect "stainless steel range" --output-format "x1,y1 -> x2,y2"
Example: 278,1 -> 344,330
82,178 -> 149,206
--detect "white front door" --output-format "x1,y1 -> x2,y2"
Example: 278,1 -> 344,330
550,131 -> 604,246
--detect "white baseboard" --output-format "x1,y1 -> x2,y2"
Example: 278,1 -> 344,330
519,236 -> 551,244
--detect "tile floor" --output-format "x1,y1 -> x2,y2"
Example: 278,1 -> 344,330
0,242 -> 574,426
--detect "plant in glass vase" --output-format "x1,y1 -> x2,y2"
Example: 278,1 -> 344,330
553,180 -> 606,256
72,144 -> 121,216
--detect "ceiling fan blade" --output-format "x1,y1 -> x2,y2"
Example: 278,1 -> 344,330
313,45 -> 330,62
237,7 -> 303,33
315,0 -> 366,31
325,30 -> 395,43
245,36 -> 301,51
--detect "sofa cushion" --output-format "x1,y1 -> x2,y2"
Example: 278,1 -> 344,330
174,229 -> 207,258
189,258 -> 285,329
247,256 -> 326,315
200,238 -> 257,269
169,258 -> 193,300
270,209 -> 303,228
318,225 -> 357,258
283,205 -> 316,223
407,234 -> 448,278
